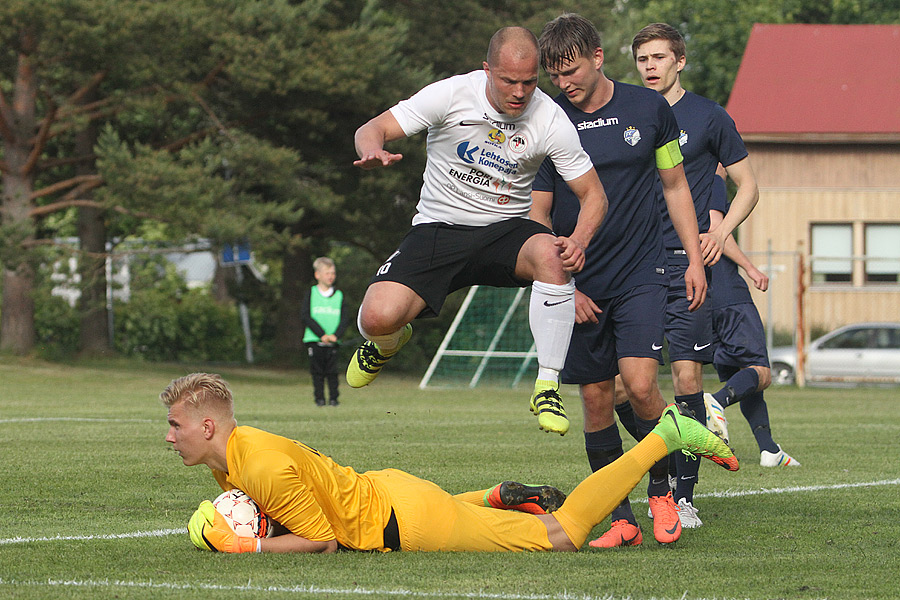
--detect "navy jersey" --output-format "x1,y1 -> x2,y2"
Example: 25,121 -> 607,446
709,176 -> 753,309
534,81 -> 675,299
661,91 -> 748,249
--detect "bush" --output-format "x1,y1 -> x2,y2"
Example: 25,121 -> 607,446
34,293 -> 80,359
114,288 -> 246,362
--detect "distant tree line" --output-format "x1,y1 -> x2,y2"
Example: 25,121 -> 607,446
1,0 -> 894,361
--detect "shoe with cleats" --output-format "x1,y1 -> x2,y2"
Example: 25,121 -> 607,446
653,403 -> 739,471
648,492 -> 681,544
346,324 -> 412,388
485,481 -> 566,515
703,392 -> 730,443
589,520 -> 643,548
760,444 -> 801,467
530,380 -> 569,435
676,498 -> 703,528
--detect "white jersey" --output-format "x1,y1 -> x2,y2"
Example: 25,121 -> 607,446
390,70 -> 594,227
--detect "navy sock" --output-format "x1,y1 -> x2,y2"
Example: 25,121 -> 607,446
714,368 -> 760,408
585,425 -> 636,524
740,391 -> 779,453
615,401 -> 640,442
635,415 -> 670,497
674,392 -> 704,503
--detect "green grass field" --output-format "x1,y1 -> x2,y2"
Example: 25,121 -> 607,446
1,358 -> 897,600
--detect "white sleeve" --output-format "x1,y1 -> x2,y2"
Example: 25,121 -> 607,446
544,109 -> 594,182
389,78 -> 454,137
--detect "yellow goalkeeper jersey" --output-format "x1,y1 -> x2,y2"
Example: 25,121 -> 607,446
211,426 -> 393,550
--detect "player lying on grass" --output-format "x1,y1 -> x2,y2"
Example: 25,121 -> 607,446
162,373 -> 737,553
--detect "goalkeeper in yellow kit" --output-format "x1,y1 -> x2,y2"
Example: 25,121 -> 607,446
163,373 -> 737,554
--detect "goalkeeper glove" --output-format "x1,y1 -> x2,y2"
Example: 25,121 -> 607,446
188,500 -> 260,553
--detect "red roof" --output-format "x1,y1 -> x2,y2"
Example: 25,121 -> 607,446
726,24 -> 900,140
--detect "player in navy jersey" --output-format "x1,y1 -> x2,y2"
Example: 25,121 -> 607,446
707,174 -> 801,467
347,27 -> 609,436
531,13 -> 717,547
631,22 -> 760,527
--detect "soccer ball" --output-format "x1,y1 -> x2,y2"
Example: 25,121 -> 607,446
212,489 -> 274,538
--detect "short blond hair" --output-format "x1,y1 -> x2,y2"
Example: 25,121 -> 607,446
312,257 -> 335,272
160,373 -> 234,417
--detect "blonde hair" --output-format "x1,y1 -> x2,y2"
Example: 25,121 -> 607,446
160,373 -> 234,417
312,256 -> 335,272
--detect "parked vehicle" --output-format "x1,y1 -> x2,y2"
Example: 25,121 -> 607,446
769,322 -> 900,386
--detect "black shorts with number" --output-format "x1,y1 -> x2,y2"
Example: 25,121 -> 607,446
372,218 -> 552,318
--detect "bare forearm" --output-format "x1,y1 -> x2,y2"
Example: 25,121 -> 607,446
260,533 -> 338,554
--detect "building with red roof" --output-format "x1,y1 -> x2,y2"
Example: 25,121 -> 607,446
724,24 -> 900,343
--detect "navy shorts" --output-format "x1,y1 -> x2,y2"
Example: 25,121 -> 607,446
371,218 -> 552,318
665,253 -> 714,363
561,284 -> 666,385
711,302 -> 770,372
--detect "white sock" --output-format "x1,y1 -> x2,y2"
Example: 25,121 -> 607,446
529,281 -> 576,383
358,312 -> 406,355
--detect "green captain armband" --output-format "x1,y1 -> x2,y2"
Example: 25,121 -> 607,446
655,139 -> 684,170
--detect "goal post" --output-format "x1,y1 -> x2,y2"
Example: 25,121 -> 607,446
419,285 -> 537,389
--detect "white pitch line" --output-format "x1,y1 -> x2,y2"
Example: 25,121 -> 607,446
629,477 -> 900,504
2,478 -> 898,547
0,528 -> 183,545
0,417 -> 155,424
0,577 -> 735,600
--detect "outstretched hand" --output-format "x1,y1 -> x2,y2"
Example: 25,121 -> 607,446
353,150 -> 404,170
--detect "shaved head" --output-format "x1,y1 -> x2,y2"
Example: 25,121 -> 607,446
486,26 -> 540,67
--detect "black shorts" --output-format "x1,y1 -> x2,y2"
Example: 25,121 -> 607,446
371,218 -> 552,318
711,302 -> 770,372
562,284 -> 666,385
665,252 -> 714,363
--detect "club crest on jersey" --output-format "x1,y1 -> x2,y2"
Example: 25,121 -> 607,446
487,129 -> 506,144
679,130 -> 688,146
508,134 -> 528,153
623,126 -> 641,147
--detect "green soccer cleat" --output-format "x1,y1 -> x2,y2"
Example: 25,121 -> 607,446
529,380 -> 569,435
653,403 -> 739,471
346,324 -> 412,388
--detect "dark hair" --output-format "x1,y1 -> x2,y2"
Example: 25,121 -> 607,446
631,23 -> 686,60
538,13 -> 602,72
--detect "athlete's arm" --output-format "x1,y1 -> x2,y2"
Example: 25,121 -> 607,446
260,532 -> 338,554
709,208 -> 768,292
659,163 -> 707,311
530,190 -> 554,229
560,169 -> 608,273
704,156 -> 759,252
353,110 -> 407,170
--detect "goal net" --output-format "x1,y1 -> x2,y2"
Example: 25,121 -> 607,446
419,285 -> 537,389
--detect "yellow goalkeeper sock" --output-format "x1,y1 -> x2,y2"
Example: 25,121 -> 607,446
552,433 -> 668,548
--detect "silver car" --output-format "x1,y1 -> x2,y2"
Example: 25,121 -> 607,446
769,322 -> 900,386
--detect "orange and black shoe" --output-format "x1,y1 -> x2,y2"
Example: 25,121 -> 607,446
485,481 -> 566,515
648,491 -> 681,544
589,519 -> 643,548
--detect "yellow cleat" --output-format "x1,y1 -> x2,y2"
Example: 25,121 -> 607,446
529,380 -> 569,435
346,324 -> 412,388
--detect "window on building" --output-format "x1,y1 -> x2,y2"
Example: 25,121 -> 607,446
865,224 -> 900,284
811,224 -> 852,284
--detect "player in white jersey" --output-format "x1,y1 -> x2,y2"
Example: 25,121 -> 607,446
347,27 -> 608,436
